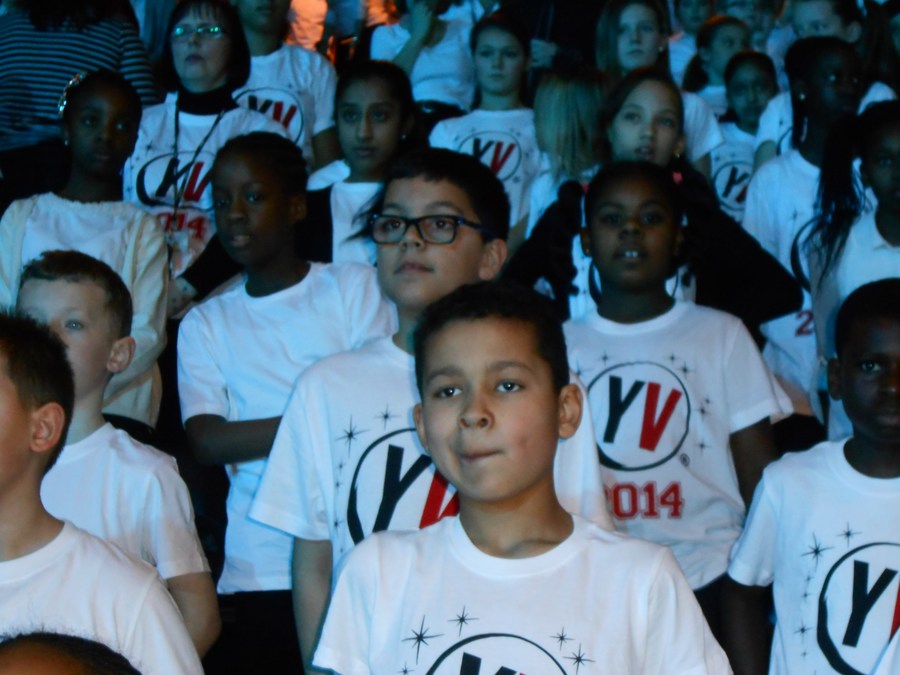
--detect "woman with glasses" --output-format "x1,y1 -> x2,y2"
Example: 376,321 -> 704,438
123,0 -> 288,316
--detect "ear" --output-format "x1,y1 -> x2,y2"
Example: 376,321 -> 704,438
29,402 -> 67,456
413,402 -> 430,455
289,193 -> 307,224
401,113 -> 416,139
580,227 -> 592,257
827,357 -> 842,401
557,383 -> 583,440
477,238 -> 508,281
673,133 -> 686,160
107,336 -> 136,375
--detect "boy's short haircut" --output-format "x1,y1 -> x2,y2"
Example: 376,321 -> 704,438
834,279 -> 900,357
0,632 -> 140,675
0,313 -> 74,470
585,160 -> 684,226
367,148 -> 511,242
19,251 -> 133,339
214,132 -> 308,196
413,281 -> 570,393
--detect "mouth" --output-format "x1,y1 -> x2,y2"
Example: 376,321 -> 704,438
395,261 -> 432,274
225,234 -> 251,250
634,146 -> 655,161
353,146 -> 376,158
458,449 -> 500,463
615,247 -> 646,261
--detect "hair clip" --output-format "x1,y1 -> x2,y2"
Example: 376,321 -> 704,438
57,71 -> 89,118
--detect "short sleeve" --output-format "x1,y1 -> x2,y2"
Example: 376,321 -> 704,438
741,166 -> 778,254
753,93 -> 785,152
683,93 -> 723,162
727,471 -> 778,586
177,308 -> 230,421
340,265 -> 396,348
370,24 -> 407,60
428,119 -> 454,149
312,53 -> 337,135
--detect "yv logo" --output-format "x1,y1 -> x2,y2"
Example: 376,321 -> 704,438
348,429 -> 458,544
426,633 -> 567,674
587,362 -> 691,471
461,132 -> 522,180
246,95 -> 299,129
236,87 -> 305,142
712,160 -> 752,218
136,155 -> 211,207
458,654 -> 520,675
818,542 -> 900,675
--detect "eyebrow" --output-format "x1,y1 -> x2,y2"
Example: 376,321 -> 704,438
596,199 -> 669,209
381,200 -> 465,214
423,360 -> 535,385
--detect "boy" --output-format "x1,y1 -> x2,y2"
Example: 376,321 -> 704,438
565,162 -> 788,636
723,279 -> 900,674
249,148 -> 610,669
313,281 -> 730,673
0,313 -> 203,675
15,250 -> 219,656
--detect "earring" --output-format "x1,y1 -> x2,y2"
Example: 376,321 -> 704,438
799,115 -> 808,144
63,138 -> 69,146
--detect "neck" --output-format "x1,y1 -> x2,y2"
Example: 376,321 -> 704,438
176,83 -> 237,114
244,257 -> 310,297
737,119 -> 758,136
597,288 -> 674,323
67,394 -> 107,444
58,173 -> 122,203
798,123 -> 829,167
392,309 -> 420,354
708,72 -> 724,86
477,91 -> 523,111
244,28 -> 282,56
347,166 -> 385,184
875,208 -> 900,246
0,482 -> 63,563
844,437 -> 900,478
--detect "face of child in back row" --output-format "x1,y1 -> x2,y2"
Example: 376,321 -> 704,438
473,27 -> 529,100
608,80 -> 685,166
414,317 -> 581,507
726,61 -> 777,134
616,3 -> 666,73
792,0 -> 860,40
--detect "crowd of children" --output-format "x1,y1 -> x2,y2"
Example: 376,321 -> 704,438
0,0 -> 899,672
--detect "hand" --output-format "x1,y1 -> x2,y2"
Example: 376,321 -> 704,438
408,0 -> 437,44
530,39 -> 559,69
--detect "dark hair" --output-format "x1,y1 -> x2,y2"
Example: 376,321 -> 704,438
834,279 -> 900,357
785,36 -> 859,146
60,69 -> 142,126
214,132 -> 309,195
470,12 -> 531,56
159,0 -> 251,93
0,632 -> 140,674
19,251 -> 134,340
21,0 -> 137,31
413,281 -> 570,393
368,148 -> 511,241
585,160 -> 684,228
595,0 -> 671,79
724,49 -> 777,87
681,15 -> 750,91
0,314 -> 74,470
335,59 -> 417,129
808,100 -> 900,277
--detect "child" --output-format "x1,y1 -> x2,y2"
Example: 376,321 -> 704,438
682,16 -> 752,118
313,281 -> 730,673
566,161 -> 788,638
0,633 -> 140,674
807,100 -> 900,439
723,279 -> 900,674
0,70 -> 167,436
232,0 -> 341,169
16,251 -> 219,657
249,148 -> 611,668
710,51 -> 778,221
177,131 -> 394,671
429,13 -> 541,253
0,313 -> 203,675
669,0 -> 714,85
304,61 -> 417,265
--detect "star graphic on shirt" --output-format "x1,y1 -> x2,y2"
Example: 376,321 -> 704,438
795,621 -> 811,639
600,352 -> 611,365
144,141 -> 155,153
332,517 -> 343,530
337,416 -> 367,452
377,405 -> 398,429
448,606 -> 478,636
565,644 -> 595,674
669,353 -> 678,364
402,616 -> 442,664
680,363 -> 692,376
697,440 -> 708,452
802,534 -> 833,566
398,664 -> 413,674
552,628 -> 572,649
838,523 -> 860,546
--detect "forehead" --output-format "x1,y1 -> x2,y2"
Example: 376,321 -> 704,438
715,24 -> 749,40
213,149 -> 276,183
475,27 -> 523,49
592,174 -> 674,211
18,277 -> 108,313
620,3 -> 660,23
422,317 -> 542,371
338,78 -> 395,106
175,3 -> 227,25
382,177 -> 477,217
843,317 -> 900,354
620,80 -> 681,113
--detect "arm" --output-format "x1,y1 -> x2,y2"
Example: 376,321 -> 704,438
389,4 -> 438,76
721,576 -> 772,675
167,572 -> 221,657
730,418 -> 778,506
184,414 -> 281,465
293,538 -> 334,673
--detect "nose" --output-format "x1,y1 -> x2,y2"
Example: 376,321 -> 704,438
459,390 -> 492,430
630,26 -> 642,43
881,364 -> 900,395
398,220 -> 425,249
356,114 -> 373,140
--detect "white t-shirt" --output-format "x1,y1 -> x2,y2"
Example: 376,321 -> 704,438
371,20 -> 475,110
0,522 -> 202,675
0,192 -> 167,425
307,158 -> 351,190
696,84 -> 728,119
728,440 -> 900,675
250,335 -> 611,570
123,94 -> 287,278
683,91 -> 724,162
235,45 -> 337,166
742,148 -> 818,413
328,180 -> 379,264
669,32 -> 697,87
314,516 -> 731,674
565,301 -> 790,588
711,122 -> 755,223
754,82 -> 896,155
177,263 -> 396,593
430,108 -> 542,229
41,423 -> 209,580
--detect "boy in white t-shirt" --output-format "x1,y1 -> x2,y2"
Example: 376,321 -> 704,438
0,313 -> 203,675
15,250 -> 219,657
723,280 -> 900,674
250,148 -> 611,669
314,280 -> 731,674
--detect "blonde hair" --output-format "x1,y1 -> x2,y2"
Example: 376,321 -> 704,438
533,69 -> 607,180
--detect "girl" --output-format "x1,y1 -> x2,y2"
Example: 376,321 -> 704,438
122,0 -> 287,316
430,13 -> 540,252
669,0 -> 714,85
710,51 -> 778,220
594,0 -> 723,179
304,60 -> 418,265
807,100 -> 900,438
0,69 -> 167,436
682,15 -> 752,117
742,36 -> 862,436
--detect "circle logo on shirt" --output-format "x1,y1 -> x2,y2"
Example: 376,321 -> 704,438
426,633 -> 567,674
459,131 -> 522,181
818,542 -> 900,675
586,362 -> 691,471
135,150 -> 215,209
235,87 -> 306,142
712,158 -> 753,219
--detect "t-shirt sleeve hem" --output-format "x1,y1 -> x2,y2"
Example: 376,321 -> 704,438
313,645 -> 369,675
156,555 -> 212,579
248,502 -> 328,540
729,398 -> 786,432
727,558 -> 772,587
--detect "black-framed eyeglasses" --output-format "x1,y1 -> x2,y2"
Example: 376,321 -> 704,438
171,24 -> 227,43
368,214 -> 496,245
